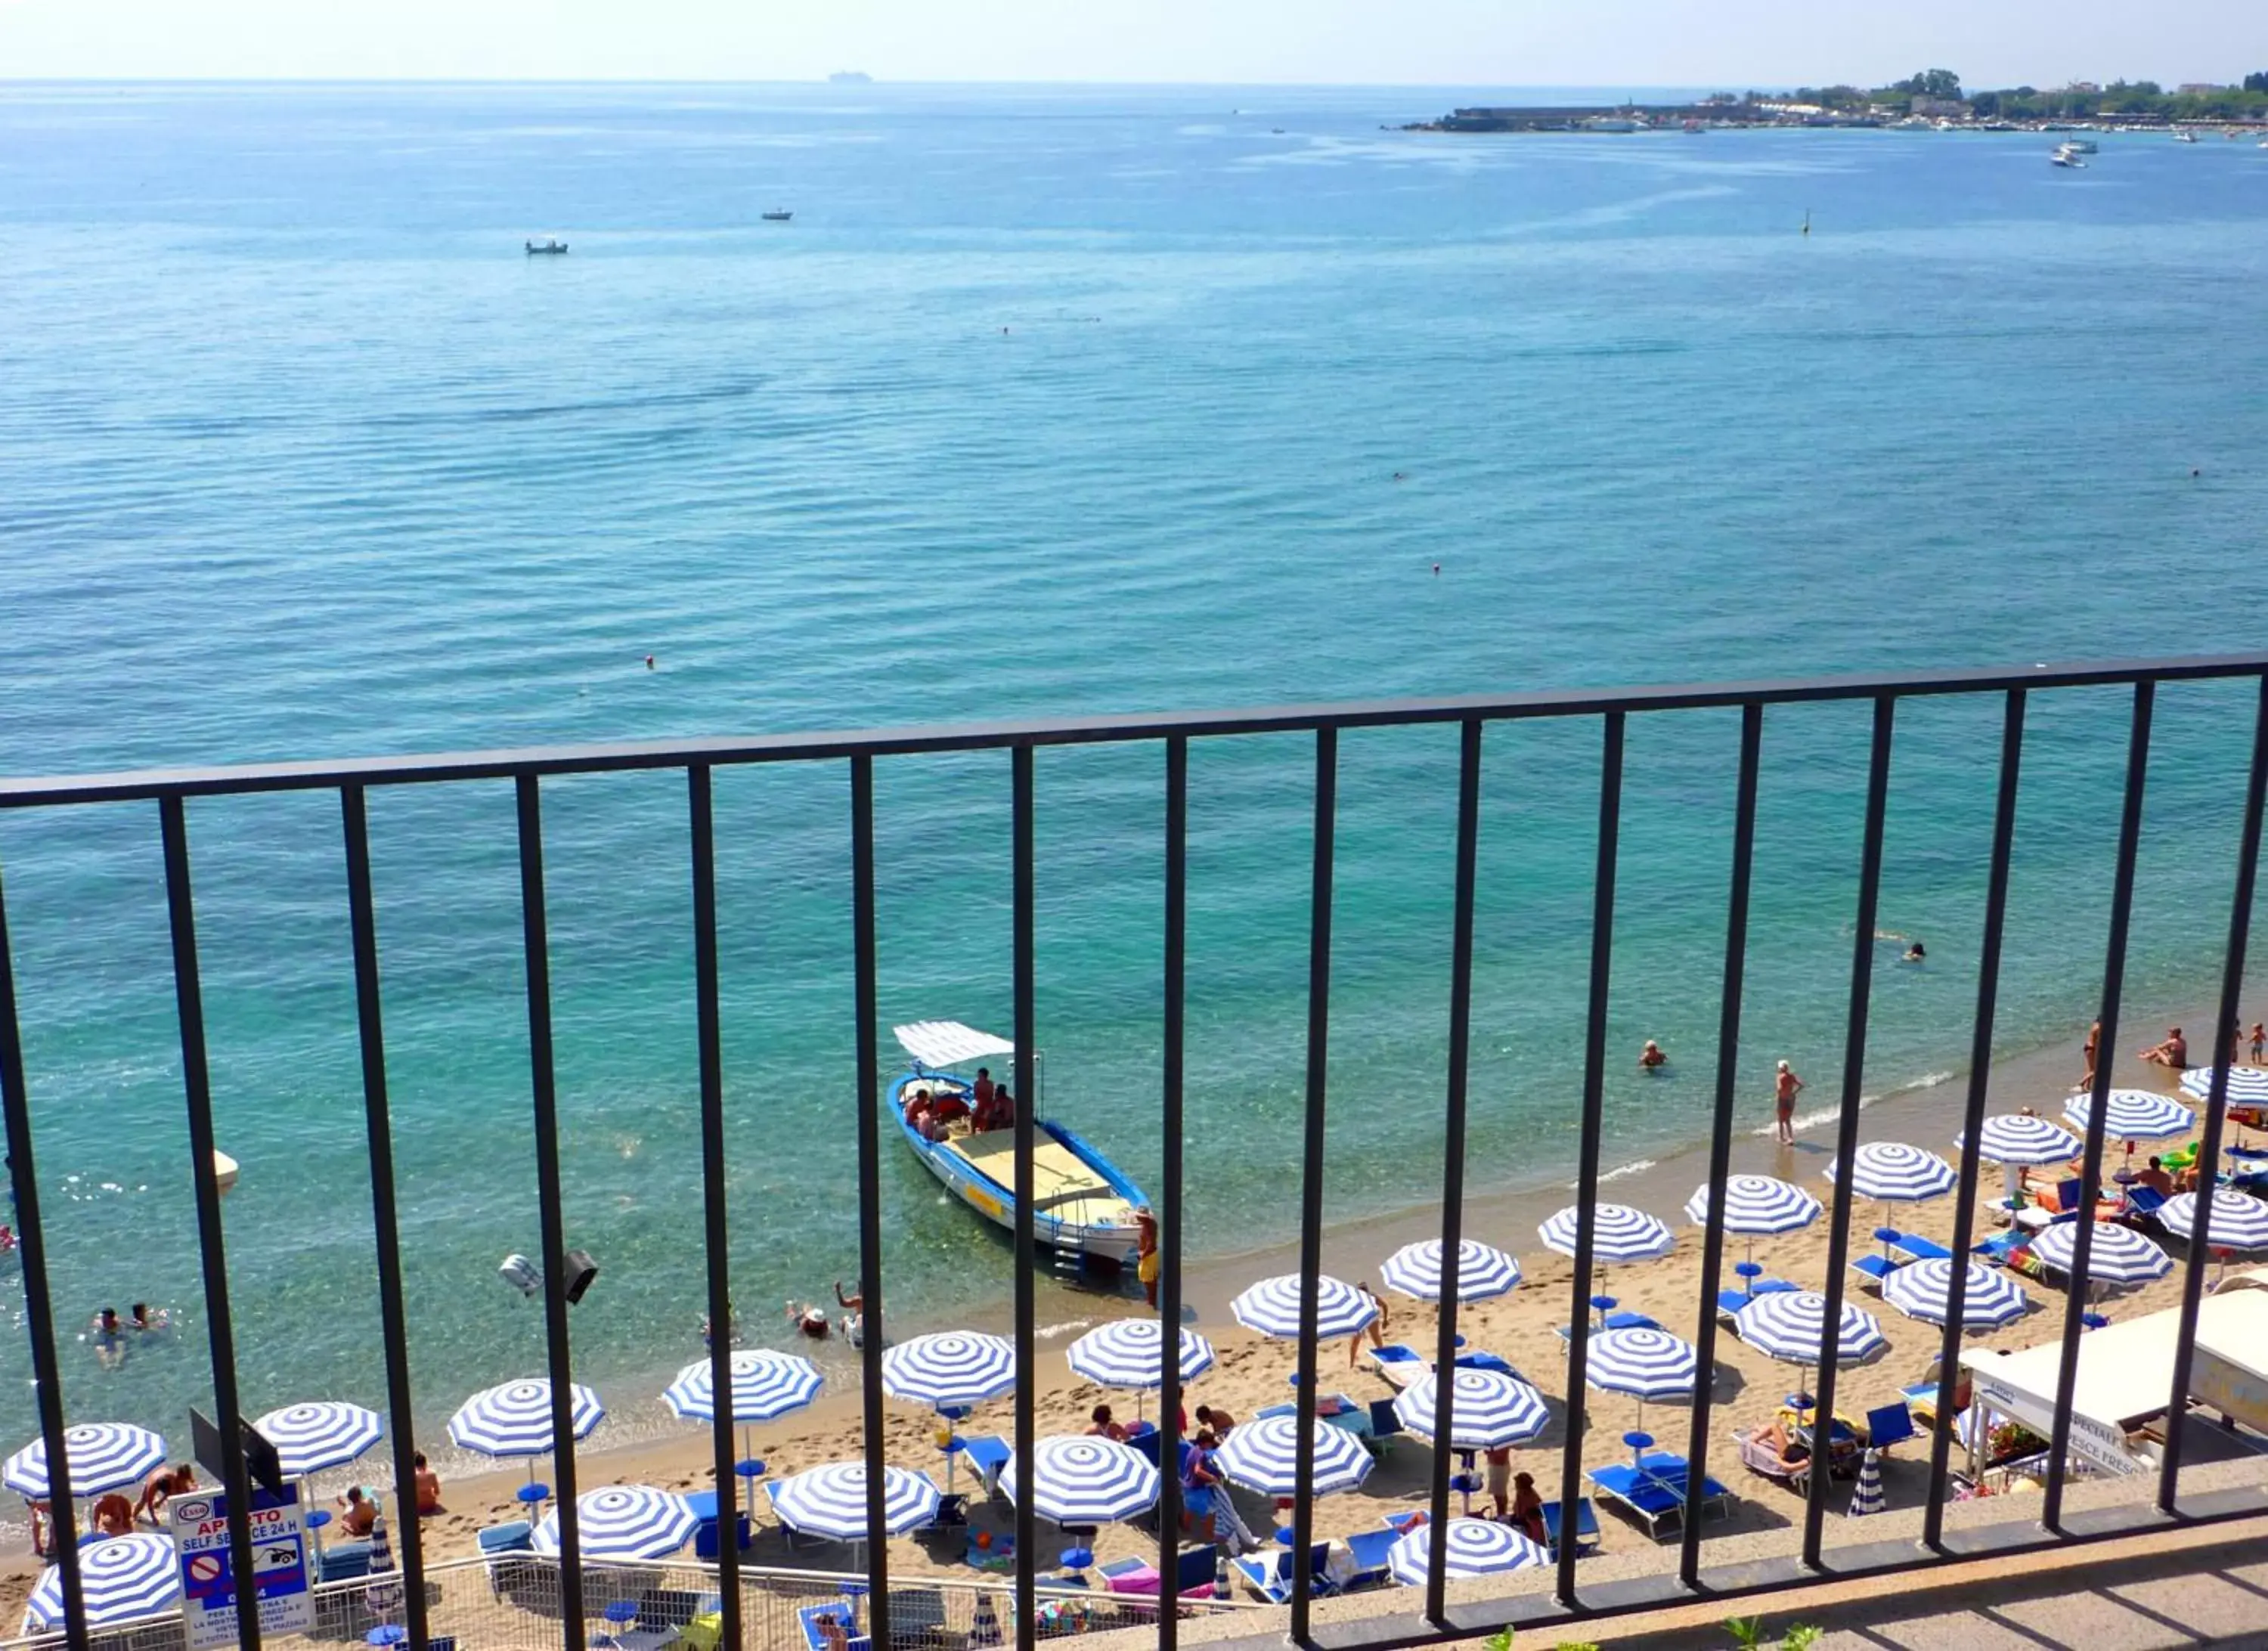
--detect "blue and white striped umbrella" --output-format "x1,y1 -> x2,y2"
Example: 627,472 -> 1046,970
1213,1413 -> 1374,1498
1824,1141 -> 1957,1203
2160,1188 -> 2268,1253
1733,1292 -> 1887,1368
2030,1220 -> 2172,1285
252,1402 -> 383,1479
881,1332 -> 1019,1411
1388,1518 -> 1549,1585
768,1462 -> 940,1540
1065,1321 -> 1215,1391
2180,1065 -> 2268,1106
1580,1327 -> 1699,1405
3,1423 -> 167,1498
1960,1114 -> 2083,1166
1000,1436 -> 1160,1526
1538,1203 -> 1675,1265
1229,1274 -> 1377,1342
663,1350 -> 823,1424
1684,1175 -> 1820,1236
1379,1238 -> 1523,1303
25,1534 -> 181,1630
446,1379 -> 605,1459
1881,1258 -> 2030,1330
1849,1448 -> 1885,1518
1393,1368 -> 1550,1451
2062,1089 -> 2194,1144
533,1485 -> 698,1559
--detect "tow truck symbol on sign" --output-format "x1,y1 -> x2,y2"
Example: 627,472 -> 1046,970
258,1546 -> 299,1574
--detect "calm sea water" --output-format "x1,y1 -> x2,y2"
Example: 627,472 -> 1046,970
2,82 -> 2266,1460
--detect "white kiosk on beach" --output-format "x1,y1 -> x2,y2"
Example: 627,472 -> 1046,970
1958,1275 -> 2268,1481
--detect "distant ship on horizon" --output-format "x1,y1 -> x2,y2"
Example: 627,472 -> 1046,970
829,70 -> 873,85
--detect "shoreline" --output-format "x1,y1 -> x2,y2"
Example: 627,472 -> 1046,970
0,983 -> 2246,1598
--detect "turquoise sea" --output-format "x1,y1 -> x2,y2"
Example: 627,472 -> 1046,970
2,82 -> 2266,1463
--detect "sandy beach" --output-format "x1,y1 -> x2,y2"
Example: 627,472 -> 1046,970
2,993 -> 2254,1627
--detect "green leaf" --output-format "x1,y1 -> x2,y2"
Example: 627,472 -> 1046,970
1722,1618 -> 1767,1650
1780,1627 -> 1824,1650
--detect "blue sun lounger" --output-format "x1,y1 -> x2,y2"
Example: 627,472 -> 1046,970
1233,1543 -> 1335,1605
1555,1311 -> 1660,1340
1538,1498 -> 1601,1558
1891,1233 -> 1953,1263
1716,1279 -> 1799,1319
1341,1529 -> 1398,1591
1585,1454 -> 1734,1541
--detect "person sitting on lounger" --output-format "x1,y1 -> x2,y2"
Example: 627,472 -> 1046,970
2136,1156 -> 2176,1197
1088,1404 -> 1127,1442
1510,1472 -> 1547,1544
338,1486 -> 378,1537
811,1610 -> 850,1651
2139,1027 -> 2188,1069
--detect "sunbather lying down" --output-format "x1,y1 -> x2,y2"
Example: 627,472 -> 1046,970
1749,1422 -> 1810,1473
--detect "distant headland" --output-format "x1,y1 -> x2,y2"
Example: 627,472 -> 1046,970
1411,68 -> 2268,134
829,70 -> 873,85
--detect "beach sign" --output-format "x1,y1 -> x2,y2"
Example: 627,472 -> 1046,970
169,1483 -> 314,1649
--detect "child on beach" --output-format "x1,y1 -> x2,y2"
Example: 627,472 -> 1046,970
2251,1023 -> 2263,1064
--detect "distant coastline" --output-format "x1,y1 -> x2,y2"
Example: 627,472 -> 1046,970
1409,67 -> 2268,135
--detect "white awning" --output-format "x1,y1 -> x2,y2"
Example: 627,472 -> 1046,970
892,1021 -> 1015,1070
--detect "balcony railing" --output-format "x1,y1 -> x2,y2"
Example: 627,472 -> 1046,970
3,652 -> 2266,1651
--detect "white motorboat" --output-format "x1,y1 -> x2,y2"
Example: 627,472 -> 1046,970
2173,130 -> 2200,144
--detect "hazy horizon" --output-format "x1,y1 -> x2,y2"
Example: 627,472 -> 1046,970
0,0 -> 2255,89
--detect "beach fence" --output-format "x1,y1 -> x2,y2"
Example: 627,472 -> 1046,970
0,1553 -> 1257,1650
6,654 -> 2268,1650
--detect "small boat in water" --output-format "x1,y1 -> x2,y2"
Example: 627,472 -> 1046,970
2173,130 -> 2200,144
525,237 -> 569,255
761,210 -> 793,222
888,1021 -> 1148,1272
2052,144 -> 2088,169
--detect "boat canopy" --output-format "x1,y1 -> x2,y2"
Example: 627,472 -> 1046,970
893,1021 -> 1015,1070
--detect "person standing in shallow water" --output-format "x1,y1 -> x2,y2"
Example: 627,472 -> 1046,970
1133,1206 -> 1159,1309
1774,1061 -> 1804,1145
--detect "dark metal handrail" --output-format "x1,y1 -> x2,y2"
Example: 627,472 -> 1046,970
2,650 -> 2266,1651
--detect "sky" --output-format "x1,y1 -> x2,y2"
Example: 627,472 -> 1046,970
0,0 -> 2257,87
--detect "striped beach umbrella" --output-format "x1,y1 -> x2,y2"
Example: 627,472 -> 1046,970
1387,1518 -> 1548,1585
1881,1257 -> 2029,1330
364,1513 -> 401,1622
2159,1188 -> 2268,1253
1733,1292 -> 1887,1369
252,1402 -> 383,1479
2062,1089 -> 2193,1144
447,1379 -> 604,1459
1581,1327 -> 1699,1405
881,1333 -> 1018,1411
768,1462 -> 940,1541
1960,1114 -> 2082,1166
2180,1065 -> 2268,1106
533,1485 -> 698,1559
4,1423 -> 167,1499
1824,1141 -> 1957,1203
663,1350 -> 823,1424
2030,1219 -> 2172,1286
1000,1436 -> 1160,1526
1848,1448 -> 1885,1517
1393,1368 -> 1550,1451
1213,1414 -> 1373,1498
1538,1203 -> 1675,1267
25,1534 -> 180,1631
1684,1175 -> 1821,1237
1229,1274 -> 1377,1342
1379,1238 -> 1523,1303
1065,1321 -> 1215,1390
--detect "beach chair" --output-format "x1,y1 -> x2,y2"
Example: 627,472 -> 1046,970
1849,1253 -> 1900,1289
1538,1498 -> 1600,1559
317,1540 -> 373,1584
1452,1350 -> 1523,1378
1378,1509 -> 1427,1535
796,1600 -> 869,1651
1232,1543 -> 1335,1605
1341,1529 -> 1398,1591
1892,1233 -> 1953,1262
2124,1185 -> 2168,1221
1972,1230 -> 2025,1265
1098,1557 -> 1160,1594
960,1435 -> 1012,1498
1637,1452 -> 1735,1521
474,1521 -> 534,1596
1369,1344 -> 1431,1387
1176,1544 -> 1221,1598
1367,1399 -> 1405,1452
1715,1278 -> 1799,1319
883,1588 -> 947,1649
1554,1311 -> 1660,1341
1865,1402 -> 1916,1457
1583,1463 -> 1684,1538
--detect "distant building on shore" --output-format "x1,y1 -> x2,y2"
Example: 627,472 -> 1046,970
2177,82 -> 2225,94
1910,95 -> 1970,117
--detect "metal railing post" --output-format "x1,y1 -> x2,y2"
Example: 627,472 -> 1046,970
341,787 -> 431,1649
1012,746 -> 1037,1650
1289,728 -> 1337,1644
848,756 -> 891,1649
1157,737 -> 1188,1646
